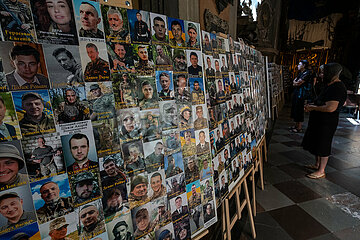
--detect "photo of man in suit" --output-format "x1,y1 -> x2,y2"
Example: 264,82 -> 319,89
172,196 -> 188,221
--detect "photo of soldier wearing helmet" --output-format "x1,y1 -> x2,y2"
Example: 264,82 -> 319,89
30,174 -> 73,224
140,109 -> 161,143
128,174 -> 149,209
117,107 -> 141,143
49,87 -> 90,124
165,173 -> 185,198
101,5 -> 130,43
0,141 -> 28,190
160,101 -> 177,130
178,104 -> 192,130
22,133 -> 64,181
69,169 -> 101,206
172,49 -> 187,73
112,73 -> 138,109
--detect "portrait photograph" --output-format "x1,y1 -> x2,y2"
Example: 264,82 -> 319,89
156,71 -> 174,101
106,212 -> 134,240
121,139 -> 145,177
159,100 -> 178,131
112,72 -> 138,109
200,177 -> 214,204
49,86 -> 89,125
198,153 -> 212,181
107,42 -> 135,74
194,129 -> 210,156
155,222 -> 175,240
174,73 -> 191,104
180,128 -> 196,158
140,108 -> 161,142
22,132 -> 64,182
189,77 -> 205,105
0,92 -> 21,141
210,33 -> 217,51
99,152 -> 126,189
192,104 -> 208,131
152,44 -> 173,71
30,0 -> 79,45
166,173 -> 186,199
189,203 -> 204,235
173,216 -> 191,240
186,50 -> 203,77
0,140 -> 28,191
178,103 -> 193,131
0,0 -> 36,42
149,12 -> 169,44
137,76 -> 160,110
184,21 -> 200,50
12,90 -> 56,137
0,184 -> 37,234
39,211 -> 78,240
92,117 -> 121,157
79,40 -> 110,82
164,151 -> 184,179
162,128 -> 181,155
117,107 -> 141,143
43,44 -> 84,88
0,42 -> 50,91
101,5 -> 130,43
127,9 -> 151,44
203,54 -> 215,79
203,200 -> 216,228
168,17 -> 186,48
172,49 -> 187,73
133,44 -> 155,76
183,155 -> 200,184
147,170 -> 167,201
143,140 -> 164,173
30,173 -> 73,224
74,0 -> 105,41
186,180 -> 201,209
201,30 -> 212,54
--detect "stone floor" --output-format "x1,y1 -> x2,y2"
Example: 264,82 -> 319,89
232,105 -> 360,240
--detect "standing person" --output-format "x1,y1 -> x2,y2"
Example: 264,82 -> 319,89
290,60 -> 312,132
31,137 -> 56,177
302,63 -> 347,179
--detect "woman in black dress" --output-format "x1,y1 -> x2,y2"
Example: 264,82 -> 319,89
302,63 -> 347,179
290,60 -> 312,132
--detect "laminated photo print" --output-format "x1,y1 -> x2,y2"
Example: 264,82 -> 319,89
186,50 -> 203,77
22,132 -> 64,182
106,212 -> 134,240
164,151 -> 184,179
217,36 -> 225,54
76,199 -> 106,239
30,173 -> 73,224
184,155 -> 199,184
232,53 -> 239,73
12,90 -> 56,137
215,78 -> 226,104
203,200 -> 216,228
0,42 -> 50,91
49,86 -> 89,125
39,211 -> 78,239
229,72 -> 237,94
133,44 -> 155,76
112,72 -> 138,109
219,54 -> 228,73
226,52 -> 233,72
61,128 -> 99,174
155,222 -> 175,240
127,9 -> 151,44
208,107 -> 217,130
168,17 -> 186,48
209,130 -> 217,158
189,77 -> 205,105
74,0 -> 105,41
214,126 -> 225,152
30,0 -> 78,44
223,38 -> 230,52
152,44 -> 173,71
0,0 -> 36,42
149,12 -> 169,44
121,139 -> 145,177
156,71 -> 174,100
213,58 -> 222,78
107,42 -> 135,74
0,185 -> 37,235
223,76 -> 231,100
194,129 -> 210,156
117,107 -> 141,144
198,153 -> 212,181
226,100 -> 234,118
186,180 -> 201,209
218,171 -> 228,200
205,76 -> 216,107
192,104 -> 208,131
174,73 -> 191,104
203,54 -> 215,79
0,222 -> 40,240
99,152 -> 127,190
43,44 -> 84,88
180,128 -> 196,158
79,41 -> 110,82
159,100 -> 178,131
0,57 -> 8,91
85,81 -> 116,121
137,76 -> 161,110
0,140 -> 28,191
128,172 -> 150,209
221,120 -> 230,143
178,104 -> 194,130
166,173 -> 186,199
69,167 -> 102,207
228,35 -> 234,52
92,117 -> 121,157
189,203 -> 204,235
140,108 -> 161,143
143,140 -> 164,173
101,4 -> 130,43
184,21 -> 200,50
172,48 -> 187,73
162,129 -> 181,155
200,177 -> 214,204
173,215 -> 191,240
201,30 -> 212,54
0,92 -> 21,141
147,170 -> 167,201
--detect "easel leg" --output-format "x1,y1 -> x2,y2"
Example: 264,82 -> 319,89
243,178 -> 257,239
222,203 -> 226,239
252,169 -> 256,216
259,154 -> 264,190
225,198 -> 231,240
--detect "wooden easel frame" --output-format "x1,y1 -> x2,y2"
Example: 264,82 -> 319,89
222,165 -> 256,240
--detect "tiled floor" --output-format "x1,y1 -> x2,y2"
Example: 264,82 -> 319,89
220,105 -> 360,240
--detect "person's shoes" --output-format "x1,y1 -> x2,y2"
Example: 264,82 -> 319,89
305,164 -> 319,170
306,172 -> 326,179
290,128 -> 303,133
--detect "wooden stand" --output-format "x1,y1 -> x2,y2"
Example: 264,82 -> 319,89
222,165 -> 256,240
192,229 -> 209,240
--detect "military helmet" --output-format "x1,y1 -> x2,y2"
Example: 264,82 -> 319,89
172,49 -> 185,59
74,171 -> 95,183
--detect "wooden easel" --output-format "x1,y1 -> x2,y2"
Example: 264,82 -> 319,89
222,165 -> 256,240
192,229 -> 209,240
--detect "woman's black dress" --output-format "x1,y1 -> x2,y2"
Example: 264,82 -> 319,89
291,70 -> 312,122
302,81 -> 347,157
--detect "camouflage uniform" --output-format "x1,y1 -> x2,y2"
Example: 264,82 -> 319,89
73,172 -> 101,205
89,93 -> 115,120
150,185 -> 166,200
182,142 -> 196,158
36,197 -> 73,224
138,97 -> 161,110
193,117 -> 207,130
169,38 -> 186,48
84,58 -> 110,81
135,60 -> 154,76
58,101 -> 89,123
134,223 -> 156,239
145,152 -> 164,173
79,28 -> 104,39
188,192 -> 201,208
79,220 -> 106,240
191,89 -> 205,105
19,113 -> 55,135
129,193 -> 149,209
108,28 -> 130,42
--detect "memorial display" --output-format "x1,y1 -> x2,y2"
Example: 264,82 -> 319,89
0,2 -> 268,240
